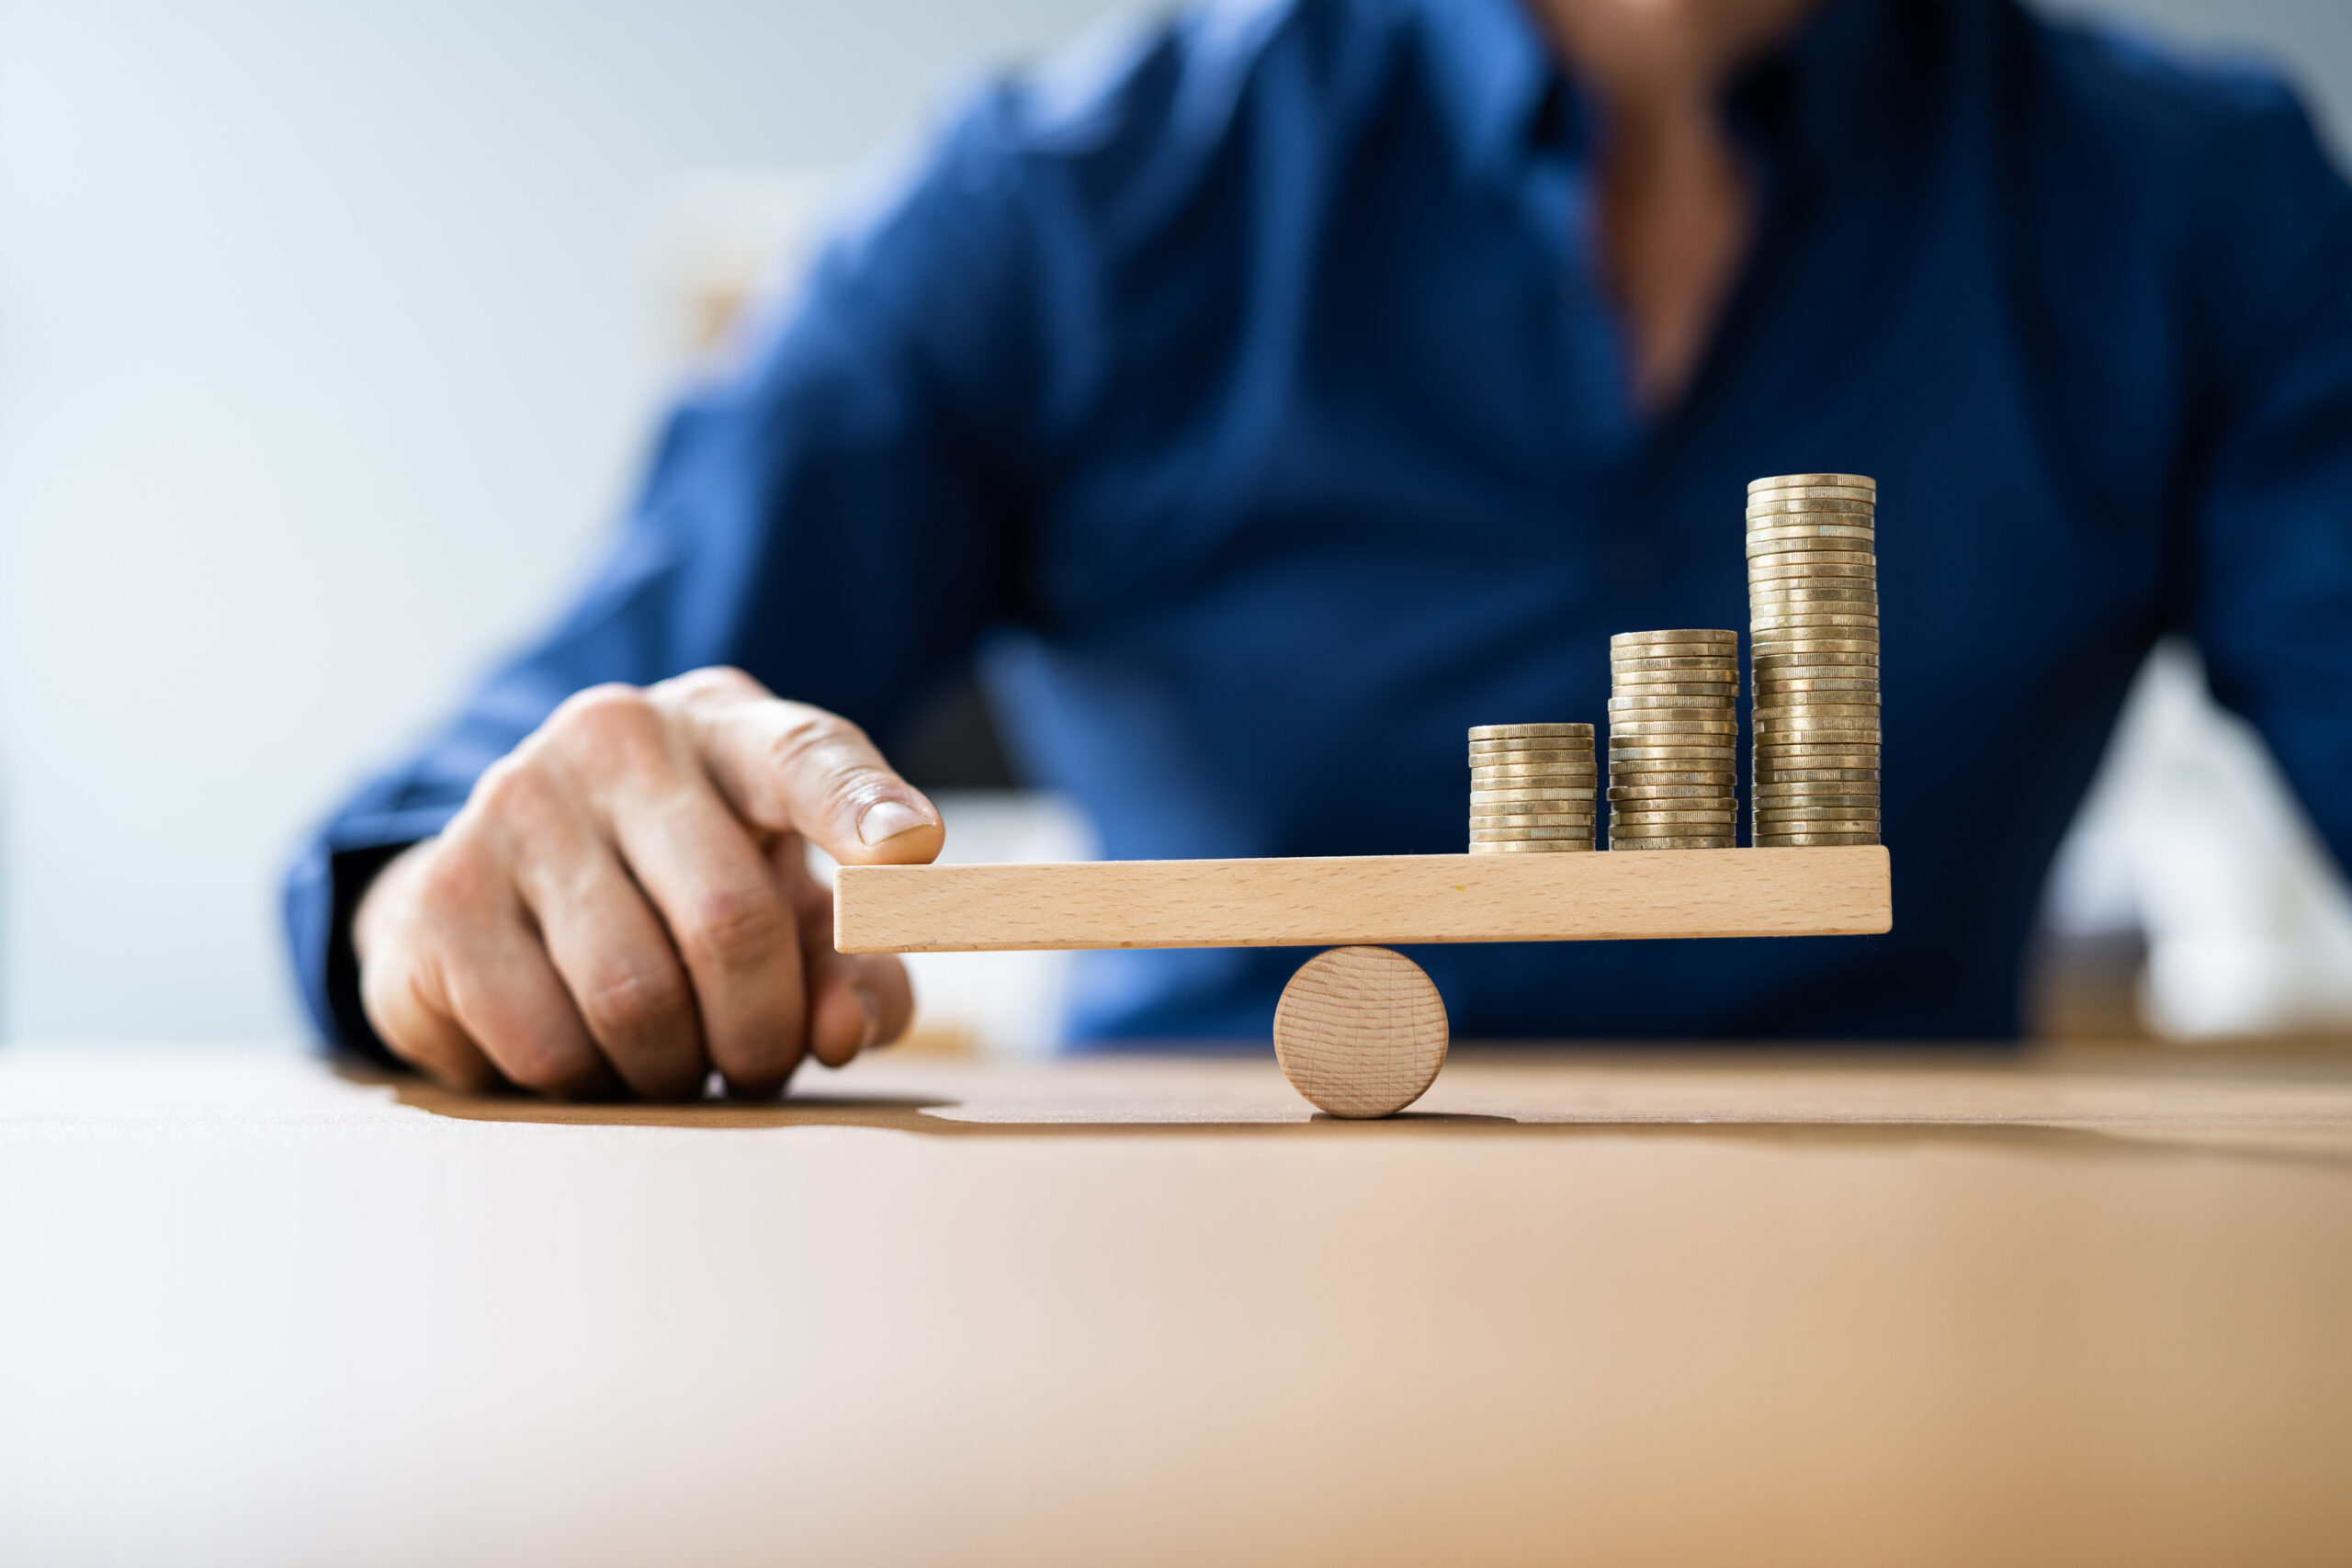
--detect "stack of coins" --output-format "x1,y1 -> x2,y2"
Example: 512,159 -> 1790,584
1467,724 -> 1597,852
1607,630 -> 1739,849
1747,473 -> 1881,846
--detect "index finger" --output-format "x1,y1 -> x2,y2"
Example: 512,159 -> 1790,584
655,668 -> 944,867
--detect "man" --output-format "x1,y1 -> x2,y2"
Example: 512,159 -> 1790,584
287,0 -> 2352,1099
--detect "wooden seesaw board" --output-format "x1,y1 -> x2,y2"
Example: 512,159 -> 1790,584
833,845 -> 1891,1118
833,844 -> 1891,953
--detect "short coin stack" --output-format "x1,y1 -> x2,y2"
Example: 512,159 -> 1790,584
1747,473 -> 1881,845
1607,630 -> 1739,849
1467,723 -> 1597,852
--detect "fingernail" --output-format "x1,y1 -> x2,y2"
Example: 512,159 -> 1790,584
853,986 -> 882,1052
856,799 -> 932,846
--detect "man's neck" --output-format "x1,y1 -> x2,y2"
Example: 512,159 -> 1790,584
1523,0 -> 1821,411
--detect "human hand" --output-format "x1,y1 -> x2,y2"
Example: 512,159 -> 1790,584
351,668 -> 937,1098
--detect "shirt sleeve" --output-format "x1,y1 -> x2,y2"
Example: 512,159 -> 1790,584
282,98 -> 1050,1054
2182,92 -> 2352,877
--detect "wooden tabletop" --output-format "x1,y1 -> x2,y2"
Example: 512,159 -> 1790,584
3,1041 -> 2347,1566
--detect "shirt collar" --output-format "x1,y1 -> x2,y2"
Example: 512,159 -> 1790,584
1408,0 -> 1935,189
1406,0 -> 1561,188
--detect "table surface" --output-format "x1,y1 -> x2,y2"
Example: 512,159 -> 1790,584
4,1040 -> 2348,1568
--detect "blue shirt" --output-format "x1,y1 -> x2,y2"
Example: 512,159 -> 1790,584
287,0 -> 2352,1051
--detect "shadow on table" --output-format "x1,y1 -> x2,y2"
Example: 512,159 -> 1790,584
334,1053 -> 2352,1161
335,1057 -> 1519,1137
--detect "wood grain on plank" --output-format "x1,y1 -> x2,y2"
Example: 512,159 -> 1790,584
836,844 -> 1891,953
1272,947 -> 1450,1118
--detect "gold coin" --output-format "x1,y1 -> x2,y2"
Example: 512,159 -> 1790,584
1611,629 -> 1736,647
1750,579 -> 1880,597
1610,783 -> 1736,799
1751,602 -> 1881,618
1472,771 -> 1600,786
1747,517 -> 1874,536
1609,736 -> 1739,749
1610,836 -> 1736,850
1750,570 -> 1876,589
1467,755 -> 1595,771
1610,713 -> 1740,729
1610,654 -> 1747,672
1756,709 -> 1881,725
1755,834 -> 1881,847
1751,612 -> 1880,631
1749,556 -> 1876,576
1608,675 -> 1739,693
1467,808 -> 1599,822
1747,489 -> 1878,507
1471,785 -> 1596,800
1470,806 -> 1596,818
1745,531 -> 1874,554
1604,769 -> 1737,784
1468,734 -> 1595,748
1467,735 -> 1595,747
1467,728 -> 1599,747
1746,498 -> 1875,519
1611,735 -> 1741,746
1612,814 -> 1739,829
1753,651 -> 1879,670
1748,473 -> 1874,493
1758,552 -> 1882,576
1472,750 -> 1598,764
1755,698 -> 1883,712
1609,689 -> 1738,705
1750,638 -> 1882,656
1471,828 -> 1599,841
1470,818 -> 1600,831
1469,824 -> 1597,838
1756,711 -> 1881,726
1754,676 -> 1880,693
1754,794 -> 1880,810
1472,775 -> 1599,791
1611,647 -> 1740,663
1467,846 -> 1599,860
1749,587 -> 1880,605
1757,765 -> 1879,780
1609,751 -> 1740,766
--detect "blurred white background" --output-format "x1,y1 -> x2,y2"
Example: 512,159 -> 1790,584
0,0 -> 2346,1047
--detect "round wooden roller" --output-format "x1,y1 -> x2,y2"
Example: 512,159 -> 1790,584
1272,946 -> 1450,1118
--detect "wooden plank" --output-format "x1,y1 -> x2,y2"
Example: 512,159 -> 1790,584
835,844 -> 1890,953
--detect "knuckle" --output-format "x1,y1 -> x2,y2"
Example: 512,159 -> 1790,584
577,959 -> 693,1043
654,665 -> 761,709
768,707 -> 870,772
766,710 -> 892,813
548,683 -> 667,764
678,883 -> 787,972
468,753 -> 559,832
499,1036 -> 598,1096
413,837 -> 499,926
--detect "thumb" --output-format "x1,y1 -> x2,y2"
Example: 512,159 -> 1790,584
660,670 -> 944,867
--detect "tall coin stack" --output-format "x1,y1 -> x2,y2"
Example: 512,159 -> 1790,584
1467,723 -> 1597,852
1747,473 -> 1881,845
1607,630 -> 1739,849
